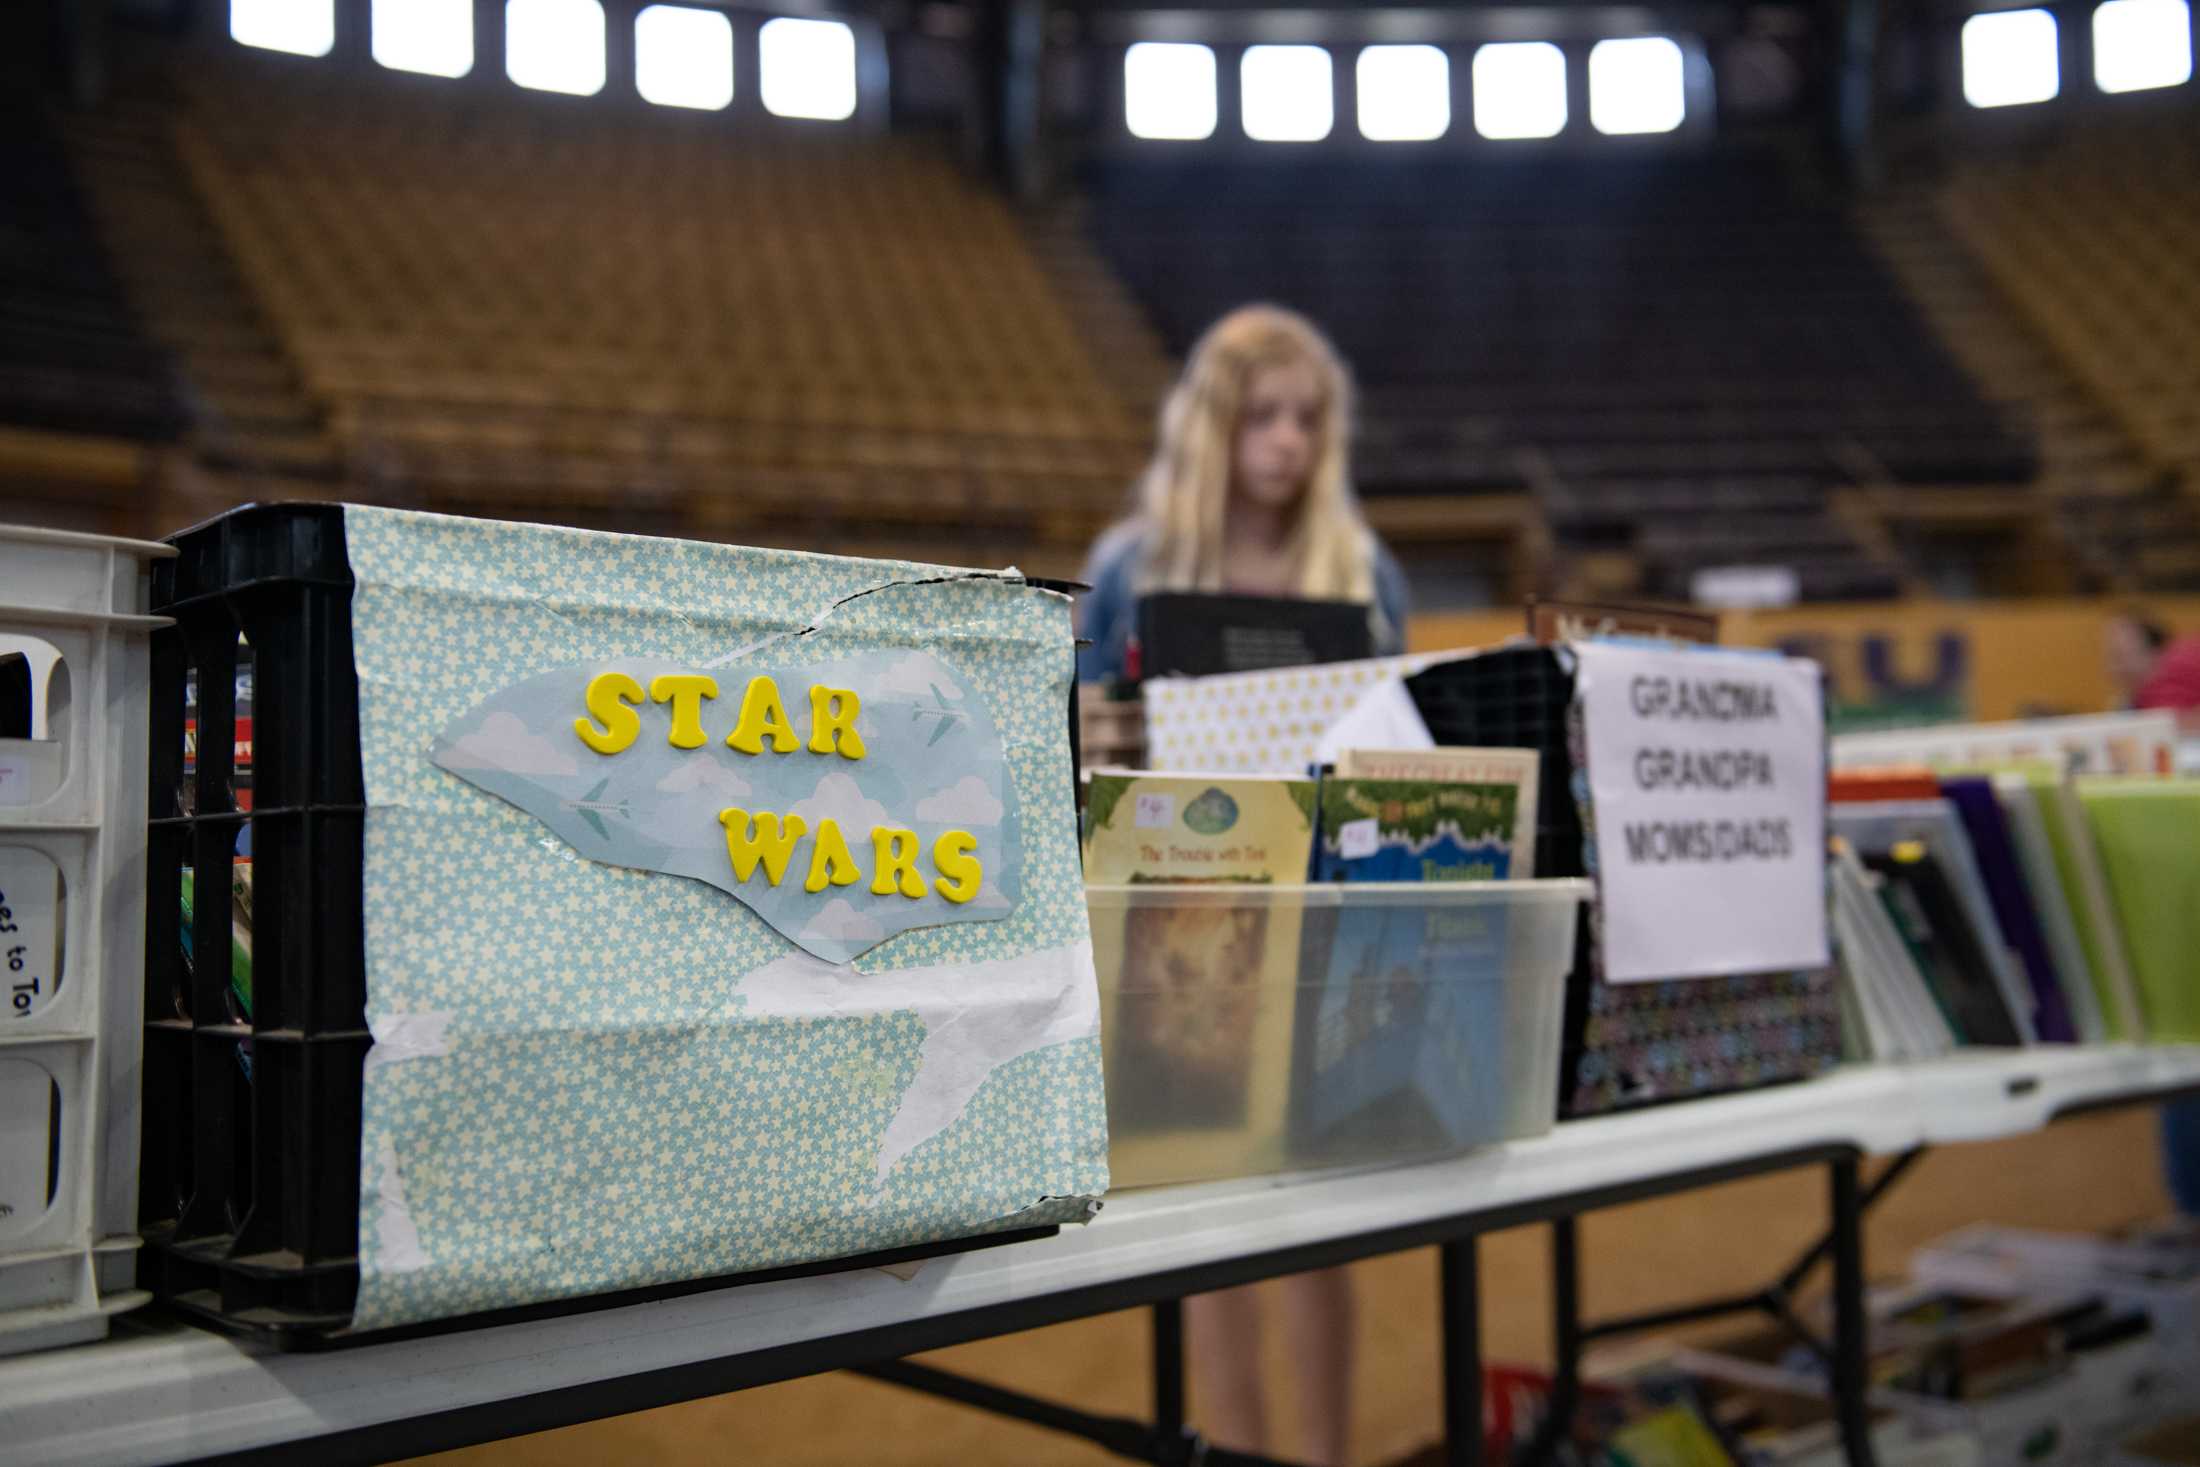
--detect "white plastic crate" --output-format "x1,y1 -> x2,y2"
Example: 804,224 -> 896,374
1087,879 -> 1587,1188
0,523 -> 171,1356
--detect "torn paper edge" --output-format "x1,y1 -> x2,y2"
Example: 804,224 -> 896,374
370,1134 -> 430,1274
733,937 -> 1101,1184
364,1011 -> 455,1072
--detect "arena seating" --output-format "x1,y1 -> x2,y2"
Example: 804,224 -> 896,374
1862,181 -> 2200,595
1087,151 -> 2038,598
164,62 -> 1146,553
1944,115 -> 2200,484
0,104 -> 184,447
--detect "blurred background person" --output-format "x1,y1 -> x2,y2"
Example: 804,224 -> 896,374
1079,304 -> 1406,1465
2107,609 -> 2200,734
1075,304 -> 1408,691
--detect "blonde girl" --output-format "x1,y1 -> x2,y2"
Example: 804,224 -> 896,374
1076,304 -> 1407,685
1078,305 -> 1406,1465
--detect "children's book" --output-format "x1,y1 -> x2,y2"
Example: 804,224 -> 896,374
1082,770 -> 1317,1186
1318,747 -> 1538,882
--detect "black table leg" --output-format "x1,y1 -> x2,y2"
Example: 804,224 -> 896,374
1441,1236 -> 1482,1467
1153,1299 -> 1187,1460
1518,1216 -> 1580,1467
1830,1156 -> 1878,1467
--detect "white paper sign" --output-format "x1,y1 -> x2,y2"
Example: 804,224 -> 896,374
1572,641 -> 1828,983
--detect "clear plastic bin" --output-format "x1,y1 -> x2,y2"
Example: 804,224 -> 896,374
1087,879 -> 1588,1189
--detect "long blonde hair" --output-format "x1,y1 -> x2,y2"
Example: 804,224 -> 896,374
1132,304 -> 1376,603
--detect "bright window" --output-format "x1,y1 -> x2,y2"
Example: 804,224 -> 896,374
1472,41 -> 1568,140
760,18 -> 858,121
636,5 -> 734,109
373,0 -> 473,77
1125,42 -> 1217,140
507,0 -> 606,95
1241,45 -> 1333,142
2093,0 -> 2193,92
1357,45 -> 1450,141
231,0 -> 334,57
1589,36 -> 1687,134
1961,9 -> 2060,107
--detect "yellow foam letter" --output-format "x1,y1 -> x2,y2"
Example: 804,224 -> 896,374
574,671 -> 645,755
803,818 -> 863,893
932,830 -> 982,905
719,807 -> 809,887
807,685 -> 867,760
649,673 -> 719,750
870,827 -> 927,900
727,675 -> 800,755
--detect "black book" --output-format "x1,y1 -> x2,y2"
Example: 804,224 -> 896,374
1865,845 -> 2025,1047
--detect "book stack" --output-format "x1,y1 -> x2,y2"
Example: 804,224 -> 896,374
1682,1281 -> 2170,1467
1082,752 -> 1567,1187
1826,715 -> 2197,1053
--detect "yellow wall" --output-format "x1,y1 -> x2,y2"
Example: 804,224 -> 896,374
1410,598 -> 2200,724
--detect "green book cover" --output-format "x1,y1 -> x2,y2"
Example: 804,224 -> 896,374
1082,770 -> 1317,884
2026,768 -> 2143,1041
2078,778 -> 2200,1042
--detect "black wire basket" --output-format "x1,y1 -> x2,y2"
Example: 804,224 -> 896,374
1406,646 -> 1841,1119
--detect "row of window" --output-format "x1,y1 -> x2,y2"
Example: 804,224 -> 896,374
1962,0 -> 2192,107
230,0 -> 859,118
230,0 -> 2195,130
1126,39 -> 1685,142
1125,0 -> 2193,144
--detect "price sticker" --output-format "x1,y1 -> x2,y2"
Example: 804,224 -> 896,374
1337,817 -> 1381,861
0,847 -> 60,1022
1134,793 -> 1176,829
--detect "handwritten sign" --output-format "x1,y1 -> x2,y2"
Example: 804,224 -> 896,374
1573,641 -> 1828,983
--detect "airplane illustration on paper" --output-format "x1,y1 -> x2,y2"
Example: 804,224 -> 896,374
563,776 -> 632,840
909,684 -> 967,748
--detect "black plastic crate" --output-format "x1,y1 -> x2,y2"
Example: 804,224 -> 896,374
141,503 -> 366,1341
1405,647 -> 1840,1119
140,504 -> 1072,1347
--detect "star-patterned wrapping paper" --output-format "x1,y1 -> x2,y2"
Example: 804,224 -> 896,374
342,507 -> 1107,1330
1142,653 -> 1447,774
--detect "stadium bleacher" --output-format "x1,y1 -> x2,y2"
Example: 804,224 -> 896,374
1946,116 -> 2200,480
10,13 -> 2191,596
0,105 -> 182,443
152,60 -> 1147,558
1938,115 -> 2200,590
0,100 -> 184,531
1084,150 -> 2040,598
